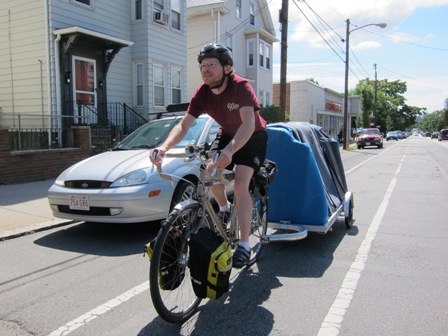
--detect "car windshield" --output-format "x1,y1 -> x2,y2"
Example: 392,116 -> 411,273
362,129 -> 379,135
114,117 -> 207,150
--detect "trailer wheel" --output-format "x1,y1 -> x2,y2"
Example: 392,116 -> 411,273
345,194 -> 354,229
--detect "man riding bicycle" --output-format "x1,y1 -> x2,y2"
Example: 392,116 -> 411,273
149,43 -> 267,268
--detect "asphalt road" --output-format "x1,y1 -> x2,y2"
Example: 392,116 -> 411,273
1,136 -> 447,336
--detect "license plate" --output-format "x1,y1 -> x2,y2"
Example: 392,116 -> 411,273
366,142 -> 371,145
69,195 -> 90,211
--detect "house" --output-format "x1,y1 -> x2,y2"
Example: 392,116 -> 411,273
0,0 -> 187,148
186,0 -> 278,107
273,80 -> 361,137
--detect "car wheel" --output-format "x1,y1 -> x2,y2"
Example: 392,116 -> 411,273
345,194 -> 354,229
357,145 -> 361,149
170,180 -> 196,211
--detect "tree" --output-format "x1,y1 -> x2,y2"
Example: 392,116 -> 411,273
353,78 -> 423,132
260,105 -> 282,124
353,80 -> 374,128
306,77 -> 320,85
418,108 -> 448,131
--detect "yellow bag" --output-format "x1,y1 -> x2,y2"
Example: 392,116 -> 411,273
145,233 -> 185,291
189,228 -> 232,299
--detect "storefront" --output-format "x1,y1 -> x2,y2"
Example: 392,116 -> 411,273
273,80 -> 360,139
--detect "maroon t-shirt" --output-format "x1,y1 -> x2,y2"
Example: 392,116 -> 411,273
187,74 -> 266,137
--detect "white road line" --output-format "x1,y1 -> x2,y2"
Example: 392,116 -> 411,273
345,144 -> 394,175
317,153 -> 405,336
48,282 -> 148,336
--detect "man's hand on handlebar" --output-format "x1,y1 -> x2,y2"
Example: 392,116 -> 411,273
214,148 -> 232,170
205,149 -> 232,176
149,148 -> 166,167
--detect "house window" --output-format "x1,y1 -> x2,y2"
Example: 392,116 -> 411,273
154,0 -> 164,11
72,0 -> 94,8
266,92 -> 271,105
236,0 -> 242,19
171,0 -> 181,30
247,40 -> 254,67
226,34 -> 233,52
265,44 -> 271,70
259,90 -> 264,107
259,41 -> 271,70
171,67 -> 182,104
250,3 -> 255,26
134,0 -> 143,20
154,64 -> 165,106
135,63 -> 144,106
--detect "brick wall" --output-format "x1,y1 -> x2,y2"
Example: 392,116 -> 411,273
0,126 -> 92,185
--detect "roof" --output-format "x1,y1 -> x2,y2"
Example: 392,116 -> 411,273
53,26 -> 133,48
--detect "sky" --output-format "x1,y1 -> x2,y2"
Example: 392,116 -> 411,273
267,0 -> 448,113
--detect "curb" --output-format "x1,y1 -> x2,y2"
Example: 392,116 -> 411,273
0,219 -> 76,241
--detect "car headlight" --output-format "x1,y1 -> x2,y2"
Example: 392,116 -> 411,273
54,169 -> 69,186
111,169 -> 148,187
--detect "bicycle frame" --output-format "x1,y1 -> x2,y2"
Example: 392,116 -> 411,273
156,144 -> 308,243
167,158 -> 237,244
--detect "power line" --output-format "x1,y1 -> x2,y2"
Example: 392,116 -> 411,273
368,30 -> 448,52
290,0 -> 345,63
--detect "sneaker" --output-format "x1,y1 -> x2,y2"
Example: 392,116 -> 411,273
217,210 -> 230,233
232,245 -> 251,268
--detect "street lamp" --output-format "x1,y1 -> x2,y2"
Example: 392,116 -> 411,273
342,19 -> 387,149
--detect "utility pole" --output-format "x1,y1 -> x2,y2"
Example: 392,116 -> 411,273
343,19 -> 350,150
279,0 -> 288,121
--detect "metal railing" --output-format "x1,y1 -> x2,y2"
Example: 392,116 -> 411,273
3,102 -> 149,151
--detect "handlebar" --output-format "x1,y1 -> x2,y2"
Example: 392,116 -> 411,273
152,145 -> 230,186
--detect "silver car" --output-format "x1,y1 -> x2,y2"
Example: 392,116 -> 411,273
48,115 -> 220,223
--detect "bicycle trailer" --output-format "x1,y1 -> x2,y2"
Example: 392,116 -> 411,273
264,122 -> 354,241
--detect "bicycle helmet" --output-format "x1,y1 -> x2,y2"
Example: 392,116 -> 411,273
197,44 -> 233,66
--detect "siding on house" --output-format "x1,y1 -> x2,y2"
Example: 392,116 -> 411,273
0,0 -> 48,127
132,1 -> 187,116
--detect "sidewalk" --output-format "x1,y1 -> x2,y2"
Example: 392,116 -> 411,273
0,179 -> 73,240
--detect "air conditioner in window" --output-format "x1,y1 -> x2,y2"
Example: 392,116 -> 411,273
154,11 -> 169,24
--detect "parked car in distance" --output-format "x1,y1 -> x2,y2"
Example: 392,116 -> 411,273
357,128 -> 383,149
431,131 -> 439,139
48,113 -> 223,223
438,129 -> 448,141
386,131 -> 399,141
425,132 -> 432,137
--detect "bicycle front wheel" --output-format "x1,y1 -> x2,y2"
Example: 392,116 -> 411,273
149,203 -> 205,324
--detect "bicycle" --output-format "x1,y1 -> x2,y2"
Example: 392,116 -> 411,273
146,143 -> 276,324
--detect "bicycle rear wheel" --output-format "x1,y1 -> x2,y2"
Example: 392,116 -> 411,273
149,203 -> 206,323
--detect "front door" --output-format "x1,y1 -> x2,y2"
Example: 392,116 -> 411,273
72,56 -> 97,124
